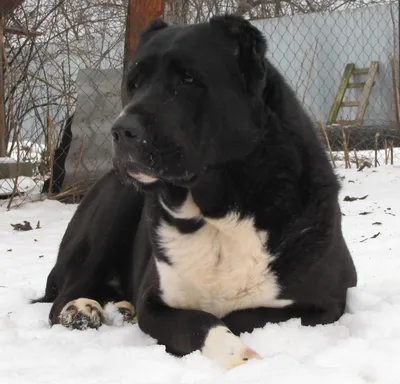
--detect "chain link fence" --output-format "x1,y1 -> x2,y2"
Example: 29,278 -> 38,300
1,0 -> 399,208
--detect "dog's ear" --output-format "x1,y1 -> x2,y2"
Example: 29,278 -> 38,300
210,15 -> 267,94
122,18 -> 169,106
133,18 -> 169,58
133,18 -> 169,53
140,18 -> 169,38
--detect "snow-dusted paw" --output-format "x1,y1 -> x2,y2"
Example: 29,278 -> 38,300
59,298 -> 105,330
114,301 -> 137,323
103,301 -> 137,326
201,325 -> 263,370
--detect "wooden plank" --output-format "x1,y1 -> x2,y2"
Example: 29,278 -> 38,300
0,13 -> 6,157
390,57 -> 400,125
0,161 -> 33,179
347,82 -> 366,88
355,61 -> 379,125
326,63 -> 355,125
122,0 -> 165,106
335,119 -> 358,125
341,101 -> 360,107
353,68 -> 370,75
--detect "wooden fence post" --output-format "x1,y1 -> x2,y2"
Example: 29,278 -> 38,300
122,0 -> 165,106
0,11 -> 6,157
0,0 -> 42,157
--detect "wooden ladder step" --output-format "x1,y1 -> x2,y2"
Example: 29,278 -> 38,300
352,68 -> 370,75
336,119 -> 358,125
341,101 -> 360,107
347,82 -> 365,88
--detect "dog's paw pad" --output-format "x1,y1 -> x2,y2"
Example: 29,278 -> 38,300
202,325 -> 263,370
103,301 -> 137,326
114,301 -> 137,323
59,298 -> 104,330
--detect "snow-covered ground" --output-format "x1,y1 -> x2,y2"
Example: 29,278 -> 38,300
1,166 -> 399,384
1,140 -> 47,200
0,177 -> 43,200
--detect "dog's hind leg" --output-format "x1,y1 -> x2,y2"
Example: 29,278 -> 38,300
39,171 -> 144,330
47,237 -> 111,329
48,258 -> 136,330
48,235 -> 139,330
51,282 -> 138,330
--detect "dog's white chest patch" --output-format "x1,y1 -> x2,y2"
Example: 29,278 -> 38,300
155,193 -> 292,318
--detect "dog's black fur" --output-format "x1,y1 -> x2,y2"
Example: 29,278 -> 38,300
33,15 -> 357,368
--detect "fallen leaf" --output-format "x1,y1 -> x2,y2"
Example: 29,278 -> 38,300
360,232 -> 381,243
11,221 -> 33,231
344,195 -> 368,202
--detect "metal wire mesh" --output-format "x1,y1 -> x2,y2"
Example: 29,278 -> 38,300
1,0 -> 399,208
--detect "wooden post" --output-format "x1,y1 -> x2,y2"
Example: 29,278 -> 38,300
0,1 -> 37,157
391,57 -> 400,127
0,12 -> 6,157
0,22 -> 44,159
122,0 -> 165,106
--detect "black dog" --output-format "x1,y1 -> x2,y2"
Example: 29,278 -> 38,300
33,15 -> 357,370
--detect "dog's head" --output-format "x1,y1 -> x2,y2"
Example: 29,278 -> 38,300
112,15 -> 267,188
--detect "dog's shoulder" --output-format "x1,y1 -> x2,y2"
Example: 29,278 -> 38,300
258,58 -> 339,189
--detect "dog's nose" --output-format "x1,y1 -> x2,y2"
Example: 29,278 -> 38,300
111,113 -> 142,143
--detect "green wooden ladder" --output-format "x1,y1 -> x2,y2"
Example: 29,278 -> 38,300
326,61 -> 379,126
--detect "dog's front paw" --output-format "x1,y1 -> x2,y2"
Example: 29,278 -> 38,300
202,325 -> 263,370
104,300 -> 137,326
59,298 -> 105,330
114,301 -> 137,323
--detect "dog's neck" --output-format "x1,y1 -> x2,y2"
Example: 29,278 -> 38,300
157,148 -> 274,219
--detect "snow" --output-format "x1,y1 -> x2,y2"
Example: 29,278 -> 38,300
1,166 -> 400,384
0,177 -> 43,199
1,140 -> 46,199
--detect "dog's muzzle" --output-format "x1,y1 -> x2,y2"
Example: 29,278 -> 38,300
111,112 -> 143,146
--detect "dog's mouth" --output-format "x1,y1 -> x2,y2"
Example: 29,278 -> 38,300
127,171 -> 158,185
125,166 -> 197,187
162,172 -> 198,186
113,152 -> 198,188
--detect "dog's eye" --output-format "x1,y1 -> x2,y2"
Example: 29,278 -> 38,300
181,72 -> 195,85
